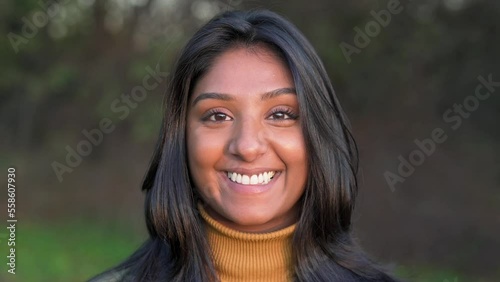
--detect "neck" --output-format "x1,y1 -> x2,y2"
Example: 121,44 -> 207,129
199,204 -> 296,281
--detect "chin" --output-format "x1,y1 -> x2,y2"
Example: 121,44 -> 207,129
224,204 -> 287,232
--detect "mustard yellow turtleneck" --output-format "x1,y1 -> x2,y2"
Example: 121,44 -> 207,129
198,205 -> 296,282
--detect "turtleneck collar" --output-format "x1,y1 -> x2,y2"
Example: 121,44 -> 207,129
198,204 -> 296,282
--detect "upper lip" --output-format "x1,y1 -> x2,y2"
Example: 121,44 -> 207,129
224,168 -> 280,175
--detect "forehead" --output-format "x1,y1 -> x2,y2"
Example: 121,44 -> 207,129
191,45 -> 294,100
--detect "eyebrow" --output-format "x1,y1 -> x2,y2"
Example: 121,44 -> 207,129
191,87 -> 296,106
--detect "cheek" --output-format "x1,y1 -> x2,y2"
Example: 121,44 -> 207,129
272,129 -> 308,178
187,125 -> 226,180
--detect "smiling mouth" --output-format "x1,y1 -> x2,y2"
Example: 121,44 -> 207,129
226,171 -> 277,185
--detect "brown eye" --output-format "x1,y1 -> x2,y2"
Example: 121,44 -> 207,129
202,111 -> 232,123
211,113 -> 230,122
271,112 -> 289,120
268,107 -> 298,121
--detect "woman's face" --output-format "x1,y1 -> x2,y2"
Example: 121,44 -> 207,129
187,46 -> 307,233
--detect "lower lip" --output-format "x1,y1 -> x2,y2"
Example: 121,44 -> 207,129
220,172 -> 280,194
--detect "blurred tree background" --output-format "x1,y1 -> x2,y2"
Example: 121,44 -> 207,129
1,0 -> 499,281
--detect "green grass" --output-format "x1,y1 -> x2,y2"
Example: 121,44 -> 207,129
0,220 -> 145,282
396,265 -> 490,282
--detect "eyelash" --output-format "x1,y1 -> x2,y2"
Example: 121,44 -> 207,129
268,107 -> 299,121
201,107 -> 299,123
202,108 -> 230,122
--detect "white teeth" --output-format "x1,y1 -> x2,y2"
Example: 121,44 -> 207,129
242,175 -> 250,184
226,171 -> 277,185
250,175 -> 258,184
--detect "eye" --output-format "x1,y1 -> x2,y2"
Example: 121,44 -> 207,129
202,109 -> 233,122
270,112 -> 291,120
210,113 -> 231,122
268,107 -> 298,121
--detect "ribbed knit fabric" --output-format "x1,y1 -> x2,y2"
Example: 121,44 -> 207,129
198,204 -> 296,282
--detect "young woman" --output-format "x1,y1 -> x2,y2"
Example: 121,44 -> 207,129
90,9 -> 401,282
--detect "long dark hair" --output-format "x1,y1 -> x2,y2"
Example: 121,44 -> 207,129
90,9 -> 400,282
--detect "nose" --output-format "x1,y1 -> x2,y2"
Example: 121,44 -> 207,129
227,117 -> 268,162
